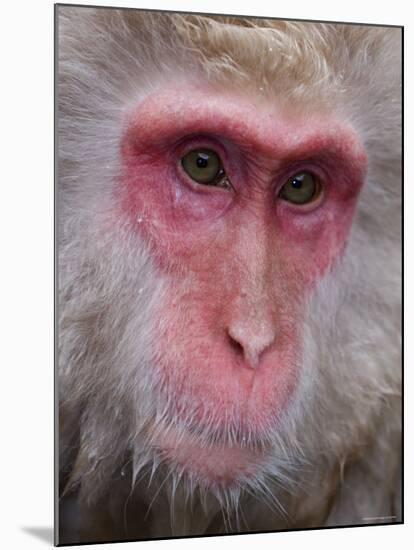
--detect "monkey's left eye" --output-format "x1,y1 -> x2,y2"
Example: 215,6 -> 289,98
181,149 -> 230,189
278,172 -> 321,205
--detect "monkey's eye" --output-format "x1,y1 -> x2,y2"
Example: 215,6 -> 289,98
278,172 -> 321,205
181,149 -> 230,189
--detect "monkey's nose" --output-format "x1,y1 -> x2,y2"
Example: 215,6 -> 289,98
227,321 -> 277,370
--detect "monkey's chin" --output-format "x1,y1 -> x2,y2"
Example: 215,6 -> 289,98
155,429 -> 266,486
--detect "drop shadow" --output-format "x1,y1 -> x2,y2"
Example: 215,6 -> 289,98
21,526 -> 54,545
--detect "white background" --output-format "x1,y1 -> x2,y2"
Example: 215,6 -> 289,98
0,0 -> 411,548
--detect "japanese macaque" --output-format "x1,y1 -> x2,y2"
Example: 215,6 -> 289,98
57,5 -> 402,545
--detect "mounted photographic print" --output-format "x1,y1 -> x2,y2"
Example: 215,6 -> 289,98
56,3 -> 403,545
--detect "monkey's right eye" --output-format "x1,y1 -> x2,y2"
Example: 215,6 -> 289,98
181,149 -> 230,189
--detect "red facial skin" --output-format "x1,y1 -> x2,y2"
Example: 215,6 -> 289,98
119,86 -> 367,484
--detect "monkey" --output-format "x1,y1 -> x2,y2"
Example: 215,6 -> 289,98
56,5 -> 402,545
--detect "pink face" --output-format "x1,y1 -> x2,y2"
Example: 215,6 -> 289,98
119,86 -> 367,484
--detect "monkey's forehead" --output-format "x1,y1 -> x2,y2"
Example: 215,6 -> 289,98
123,84 -> 367,171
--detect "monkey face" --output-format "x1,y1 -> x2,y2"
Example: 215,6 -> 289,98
118,85 -> 367,484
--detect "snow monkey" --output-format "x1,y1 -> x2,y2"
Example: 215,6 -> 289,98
57,6 -> 402,544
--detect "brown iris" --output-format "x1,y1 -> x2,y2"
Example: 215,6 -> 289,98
181,149 -> 229,188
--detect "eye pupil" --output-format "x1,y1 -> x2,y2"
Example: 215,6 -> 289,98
291,178 -> 303,189
196,155 -> 209,168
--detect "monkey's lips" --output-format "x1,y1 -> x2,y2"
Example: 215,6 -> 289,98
151,360 -> 296,484
157,348 -> 298,442
154,426 -> 268,485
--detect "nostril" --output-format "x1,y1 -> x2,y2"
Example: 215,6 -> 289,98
228,332 -> 244,357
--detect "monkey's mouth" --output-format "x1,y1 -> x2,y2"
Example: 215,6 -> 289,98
146,405 -> 276,486
153,425 -> 268,485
